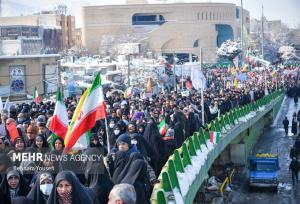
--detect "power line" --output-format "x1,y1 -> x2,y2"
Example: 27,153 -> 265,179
0,72 -> 57,78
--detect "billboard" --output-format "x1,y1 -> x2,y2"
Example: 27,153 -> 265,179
118,43 -> 140,55
9,65 -> 26,95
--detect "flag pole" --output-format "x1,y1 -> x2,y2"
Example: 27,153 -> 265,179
200,47 -> 205,125
105,117 -> 110,154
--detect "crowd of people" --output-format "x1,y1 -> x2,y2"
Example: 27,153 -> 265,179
0,65 -> 298,204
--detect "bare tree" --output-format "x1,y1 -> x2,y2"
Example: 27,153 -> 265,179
278,45 -> 297,62
217,40 -> 242,66
97,30 -> 152,60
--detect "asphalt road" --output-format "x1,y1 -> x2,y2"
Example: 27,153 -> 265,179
229,96 -> 300,204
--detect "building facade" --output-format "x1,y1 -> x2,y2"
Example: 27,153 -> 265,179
0,13 -> 76,51
0,55 -> 60,100
75,28 -> 82,49
81,2 -> 250,63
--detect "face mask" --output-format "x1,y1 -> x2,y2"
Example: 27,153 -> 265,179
40,183 -> 53,196
109,124 -> 115,128
114,130 -> 120,135
131,139 -> 137,145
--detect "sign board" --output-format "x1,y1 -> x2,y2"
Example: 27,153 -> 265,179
9,65 -> 26,95
118,43 -> 140,55
44,64 -> 58,95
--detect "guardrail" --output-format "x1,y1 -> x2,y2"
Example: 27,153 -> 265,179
151,89 -> 284,204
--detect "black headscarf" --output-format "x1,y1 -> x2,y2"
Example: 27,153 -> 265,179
27,172 -> 53,204
0,169 -> 30,204
32,135 -> 48,153
143,118 -> 167,174
46,171 -> 93,204
173,112 -> 185,148
0,153 -> 13,183
113,152 -> 144,184
120,159 -> 150,204
129,133 -> 154,160
111,151 -> 129,184
83,148 -> 113,204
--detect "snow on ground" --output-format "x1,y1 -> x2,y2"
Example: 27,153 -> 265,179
278,183 -> 293,191
176,172 -> 190,197
171,188 -> 184,204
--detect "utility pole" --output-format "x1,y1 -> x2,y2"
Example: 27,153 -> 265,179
173,52 -> 177,92
200,47 -> 205,125
261,5 -> 264,60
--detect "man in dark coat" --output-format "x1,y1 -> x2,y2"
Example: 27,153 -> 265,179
289,157 -> 300,185
283,117 -> 289,136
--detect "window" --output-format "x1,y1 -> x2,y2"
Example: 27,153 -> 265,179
201,12 -> 204,20
132,14 -> 165,25
216,24 -> 234,47
236,8 -> 240,19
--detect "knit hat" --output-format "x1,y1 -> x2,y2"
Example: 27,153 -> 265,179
116,133 -> 131,147
7,170 -> 20,181
36,115 -> 46,126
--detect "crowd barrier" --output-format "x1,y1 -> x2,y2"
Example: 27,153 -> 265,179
151,89 -> 284,204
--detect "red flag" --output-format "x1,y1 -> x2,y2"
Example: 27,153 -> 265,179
186,80 -> 193,90
7,122 -> 20,143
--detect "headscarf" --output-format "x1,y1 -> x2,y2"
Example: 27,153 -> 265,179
113,152 -> 144,184
82,148 -> 113,204
120,159 -> 149,204
0,169 -> 30,204
27,172 -> 53,204
111,151 -> 129,184
46,171 -> 93,204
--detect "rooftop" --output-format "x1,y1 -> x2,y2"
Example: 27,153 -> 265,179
0,54 -> 61,60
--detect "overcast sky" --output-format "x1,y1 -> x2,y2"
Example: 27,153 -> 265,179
2,0 -> 300,28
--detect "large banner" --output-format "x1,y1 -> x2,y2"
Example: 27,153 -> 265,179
9,65 -> 26,95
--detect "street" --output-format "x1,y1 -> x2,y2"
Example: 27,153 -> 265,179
230,96 -> 300,204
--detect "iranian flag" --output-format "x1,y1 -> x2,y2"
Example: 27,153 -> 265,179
210,131 -> 220,144
158,119 -> 167,136
49,88 -> 68,139
64,73 -> 106,152
33,87 -> 41,103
